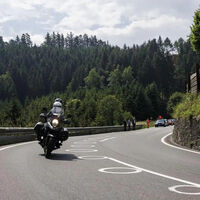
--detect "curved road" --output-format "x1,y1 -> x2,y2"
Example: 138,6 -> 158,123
0,126 -> 200,200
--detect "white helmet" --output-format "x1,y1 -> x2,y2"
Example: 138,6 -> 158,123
53,101 -> 62,108
55,98 -> 62,104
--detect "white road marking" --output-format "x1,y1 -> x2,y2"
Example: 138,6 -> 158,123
100,137 -> 116,142
73,141 -> 97,144
70,145 -> 95,148
87,136 -> 105,141
65,149 -> 98,153
99,167 -> 142,174
169,185 -> 200,195
1,132 -> 199,196
161,133 -> 200,155
107,157 -> 200,188
78,156 -> 108,160
0,141 -> 36,152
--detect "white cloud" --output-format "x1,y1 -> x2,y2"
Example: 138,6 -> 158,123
0,0 -> 199,46
31,34 -> 44,45
53,0 -> 123,31
0,15 -> 14,24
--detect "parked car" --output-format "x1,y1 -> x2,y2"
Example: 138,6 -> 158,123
167,119 -> 173,125
168,119 -> 175,125
155,119 -> 166,127
164,119 -> 168,126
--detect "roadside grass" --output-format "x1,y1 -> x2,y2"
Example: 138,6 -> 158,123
173,93 -> 200,119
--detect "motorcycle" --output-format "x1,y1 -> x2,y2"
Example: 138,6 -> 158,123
34,112 -> 70,158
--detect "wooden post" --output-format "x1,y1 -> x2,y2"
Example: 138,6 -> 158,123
196,64 -> 200,93
187,73 -> 191,93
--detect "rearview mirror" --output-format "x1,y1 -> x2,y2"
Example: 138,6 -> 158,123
40,113 -> 46,118
40,113 -> 47,123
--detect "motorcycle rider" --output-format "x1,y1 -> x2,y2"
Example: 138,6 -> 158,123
47,98 -> 64,119
34,98 -> 68,146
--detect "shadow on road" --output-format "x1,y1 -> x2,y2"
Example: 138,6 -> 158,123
40,153 -> 79,161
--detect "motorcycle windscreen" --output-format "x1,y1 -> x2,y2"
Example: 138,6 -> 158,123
51,107 -> 64,115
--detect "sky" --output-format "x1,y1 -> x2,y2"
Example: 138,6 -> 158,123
0,0 -> 199,47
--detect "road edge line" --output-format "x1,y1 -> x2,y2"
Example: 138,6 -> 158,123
108,157 -> 200,187
161,133 -> 200,155
0,141 -> 37,152
100,137 -> 116,142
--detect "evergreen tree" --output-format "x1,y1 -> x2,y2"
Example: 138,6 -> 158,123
6,98 -> 22,126
0,32 -> 197,126
190,8 -> 200,54
108,65 -> 122,91
84,68 -> 102,89
96,95 -> 123,126
122,66 -> 133,85
145,82 -> 161,118
0,72 -> 17,100
65,99 -> 81,127
167,92 -> 184,115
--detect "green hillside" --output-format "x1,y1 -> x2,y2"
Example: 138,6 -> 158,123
0,33 -> 199,126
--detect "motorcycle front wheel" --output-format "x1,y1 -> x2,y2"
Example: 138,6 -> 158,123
44,137 -> 54,158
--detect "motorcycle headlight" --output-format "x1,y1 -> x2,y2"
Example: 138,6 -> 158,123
52,119 -> 59,127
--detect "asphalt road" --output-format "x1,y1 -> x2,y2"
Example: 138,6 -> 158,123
0,126 -> 200,200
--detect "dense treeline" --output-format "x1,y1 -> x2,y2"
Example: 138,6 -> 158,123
0,32 -> 199,126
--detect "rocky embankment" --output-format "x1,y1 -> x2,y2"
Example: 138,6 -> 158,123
173,118 -> 200,151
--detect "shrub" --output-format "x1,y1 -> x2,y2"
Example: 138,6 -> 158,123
167,92 -> 184,115
173,93 -> 200,118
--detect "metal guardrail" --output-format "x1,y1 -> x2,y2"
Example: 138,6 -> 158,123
0,125 -> 142,146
